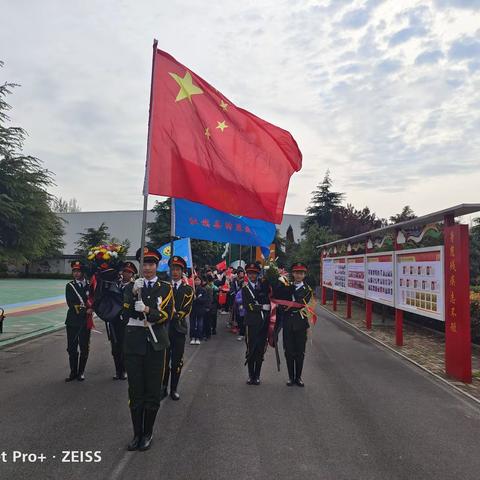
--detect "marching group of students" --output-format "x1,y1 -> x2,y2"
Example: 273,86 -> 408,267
64,246 -> 314,451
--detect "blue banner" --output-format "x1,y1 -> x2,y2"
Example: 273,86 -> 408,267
157,238 -> 192,272
174,199 -> 275,257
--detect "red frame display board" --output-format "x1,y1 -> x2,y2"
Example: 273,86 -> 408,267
322,258 -> 334,288
322,246 -> 445,320
321,213 -> 474,384
395,247 -> 444,321
346,256 -> 366,298
366,253 -> 394,306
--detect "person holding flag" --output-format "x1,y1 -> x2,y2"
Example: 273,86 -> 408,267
122,246 -> 174,451
241,262 -> 271,385
162,256 -> 193,401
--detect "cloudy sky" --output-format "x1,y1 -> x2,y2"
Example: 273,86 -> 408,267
2,0 -> 480,220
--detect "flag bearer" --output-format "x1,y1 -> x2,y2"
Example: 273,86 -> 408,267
241,262 -> 271,385
122,246 -> 174,451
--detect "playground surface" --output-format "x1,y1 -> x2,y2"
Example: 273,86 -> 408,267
0,278 -> 67,348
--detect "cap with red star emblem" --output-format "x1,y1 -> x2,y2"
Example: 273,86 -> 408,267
135,246 -> 161,265
291,262 -> 308,272
168,256 -> 187,270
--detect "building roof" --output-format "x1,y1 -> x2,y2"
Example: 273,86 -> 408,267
317,203 -> 480,249
59,210 -> 306,255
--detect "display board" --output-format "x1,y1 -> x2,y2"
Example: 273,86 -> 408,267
346,256 -> 366,298
333,257 -> 347,292
322,258 -> 334,288
395,247 -> 444,321
366,253 -> 394,306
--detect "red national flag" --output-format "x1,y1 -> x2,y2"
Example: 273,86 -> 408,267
216,259 -> 227,272
145,45 -> 302,224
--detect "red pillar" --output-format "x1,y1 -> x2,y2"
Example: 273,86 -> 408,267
395,309 -> 403,346
444,219 -> 472,383
346,294 -> 352,319
365,238 -> 373,329
394,229 -> 404,346
366,300 -> 372,330
333,290 -> 338,311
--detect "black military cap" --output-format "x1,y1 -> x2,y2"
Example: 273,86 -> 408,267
122,261 -> 138,275
291,262 -> 308,272
168,255 -> 187,270
245,262 -> 261,273
135,246 -> 161,265
70,260 -> 86,272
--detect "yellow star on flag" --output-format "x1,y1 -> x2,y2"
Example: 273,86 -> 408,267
220,100 -> 228,111
205,127 -> 211,139
169,71 -> 204,102
216,120 -> 228,132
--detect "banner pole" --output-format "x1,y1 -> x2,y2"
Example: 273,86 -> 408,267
170,197 -> 176,262
140,38 -> 158,275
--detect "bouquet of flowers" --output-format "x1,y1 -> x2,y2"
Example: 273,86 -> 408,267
87,244 -> 126,272
263,257 -> 282,284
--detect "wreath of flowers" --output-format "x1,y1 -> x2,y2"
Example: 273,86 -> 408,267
87,244 -> 126,271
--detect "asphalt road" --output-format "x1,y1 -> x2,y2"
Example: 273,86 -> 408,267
1,308 -> 479,480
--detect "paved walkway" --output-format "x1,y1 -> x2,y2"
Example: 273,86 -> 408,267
322,298 -> 480,401
0,279 -> 66,348
1,308 -> 480,480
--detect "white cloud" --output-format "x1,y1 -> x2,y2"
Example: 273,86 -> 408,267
1,0 -> 480,221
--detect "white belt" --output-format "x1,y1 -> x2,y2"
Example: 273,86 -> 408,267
127,318 -> 145,327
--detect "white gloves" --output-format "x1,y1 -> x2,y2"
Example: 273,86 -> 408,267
133,278 -> 144,294
135,300 -> 146,313
262,304 -> 271,311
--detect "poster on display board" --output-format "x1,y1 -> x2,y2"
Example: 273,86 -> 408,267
395,247 -> 444,321
322,258 -> 334,288
366,253 -> 394,306
346,256 -> 366,298
333,257 -> 347,292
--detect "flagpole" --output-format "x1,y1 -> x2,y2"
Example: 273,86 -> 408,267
170,197 -> 176,264
139,38 -> 158,274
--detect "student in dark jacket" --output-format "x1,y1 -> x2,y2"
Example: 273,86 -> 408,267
190,276 -> 208,345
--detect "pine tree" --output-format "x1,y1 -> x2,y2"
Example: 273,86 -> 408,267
302,170 -> 344,234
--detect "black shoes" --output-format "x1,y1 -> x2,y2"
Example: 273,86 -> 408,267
286,378 -> 295,387
77,373 -> 85,381
246,378 -> 254,385
65,372 -> 77,382
127,436 -> 142,451
138,434 -> 153,451
295,378 -> 305,387
253,378 -> 260,386
170,391 -> 180,401
113,371 -> 128,380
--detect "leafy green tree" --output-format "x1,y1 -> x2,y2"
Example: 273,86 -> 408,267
74,223 -> 110,257
0,64 -> 64,265
291,224 -> 337,286
302,170 -> 344,234
331,204 -> 386,238
389,206 -> 416,224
